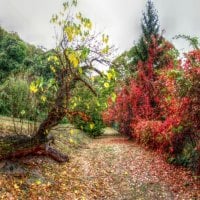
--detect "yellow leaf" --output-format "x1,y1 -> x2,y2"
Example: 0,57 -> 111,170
111,92 -> 117,102
30,82 -> 38,93
70,129 -> 74,135
68,53 -> 79,67
102,34 -> 109,43
76,12 -> 82,20
41,95 -> 46,102
35,180 -> 41,185
73,102 -> 77,107
48,56 -> 59,62
74,190 -> 78,194
84,19 -> 92,29
14,183 -> 19,189
50,66 -> 56,73
101,45 -> 109,54
124,171 -> 128,175
96,101 -> 100,106
69,138 -> 74,143
89,123 -> 95,130
107,72 -> 112,80
65,26 -> 75,42
78,67 -> 83,74
104,82 -> 109,88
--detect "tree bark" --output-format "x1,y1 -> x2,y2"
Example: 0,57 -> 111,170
0,134 -> 68,162
0,83 -> 69,162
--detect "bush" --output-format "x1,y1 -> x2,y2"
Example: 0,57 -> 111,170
0,75 -> 49,122
70,70 -> 117,137
103,44 -> 199,172
0,76 -> 30,117
168,141 -> 200,173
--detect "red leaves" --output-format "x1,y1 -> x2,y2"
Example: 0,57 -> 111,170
103,41 -> 200,170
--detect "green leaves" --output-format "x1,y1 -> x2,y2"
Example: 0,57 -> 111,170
81,47 -> 90,60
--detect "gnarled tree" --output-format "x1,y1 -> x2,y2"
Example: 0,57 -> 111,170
0,0 -> 112,162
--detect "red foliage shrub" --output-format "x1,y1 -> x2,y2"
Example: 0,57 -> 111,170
102,86 -> 134,137
103,39 -> 199,172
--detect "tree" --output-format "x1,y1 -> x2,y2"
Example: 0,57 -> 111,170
0,28 -> 27,81
141,0 -> 159,41
130,0 -> 161,67
0,0 -> 112,162
70,68 -> 117,137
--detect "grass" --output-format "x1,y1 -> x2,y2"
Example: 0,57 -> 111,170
0,115 -> 90,155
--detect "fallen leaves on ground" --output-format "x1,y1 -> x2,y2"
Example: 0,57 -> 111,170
0,132 -> 199,199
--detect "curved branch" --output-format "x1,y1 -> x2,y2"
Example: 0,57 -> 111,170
82,65 -> 103,76
75,76 -> 97,96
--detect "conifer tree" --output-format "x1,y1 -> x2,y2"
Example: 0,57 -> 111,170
130,0 -> 160,66
142,0 -> 159,41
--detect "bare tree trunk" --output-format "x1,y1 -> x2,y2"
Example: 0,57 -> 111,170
0,134 -> 68,162
0,84 -> 69,162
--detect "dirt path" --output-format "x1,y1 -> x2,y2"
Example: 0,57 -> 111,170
0,133 -> 199,199
72,135 -> 199,200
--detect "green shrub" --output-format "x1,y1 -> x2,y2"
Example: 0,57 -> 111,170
0,76 -> 48,121
168,141 -> 200,173
0,77 -> 29,117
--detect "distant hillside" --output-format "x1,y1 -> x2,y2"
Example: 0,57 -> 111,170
0,26 -> 52,82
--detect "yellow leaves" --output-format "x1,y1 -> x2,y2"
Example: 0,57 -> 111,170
63,2 -> 69,11
48,56 -> 59,64
85,20 -> 92,29
96,101 -> 100,107
41,95 -> 47,102
73,102 -> 77,107
74,190 -> 79,194
106,69 -> 116,80
91,76 -> 95,82
65,24 -> 81,42
14,183 -> 19,189
68,52 -> 79,67
124,171 -> 128,175
101,45 -> 109,54
83,19 -> 92,30
35,180 -> 42,185
65,26 -> 75,42
102,34 -> 109,44
76,12 -> 82,20
69,138 -> 74,144
104,82 -> 110,88
78,67 -> 83,74
111,92 -> 117,102
50,14 -> 58,24
50,66 -> 56,73
70,129 -> 74,135
107,72 -> 112,80
89,123 -> 95,130
76,14 -> 92,30
101,35 -> 110,54
29,82 -> 38,94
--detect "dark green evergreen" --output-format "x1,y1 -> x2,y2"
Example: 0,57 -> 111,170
130,0 -> 160,66
141,0 -> 159,41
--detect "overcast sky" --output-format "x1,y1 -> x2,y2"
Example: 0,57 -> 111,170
0,0 -> 200,53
